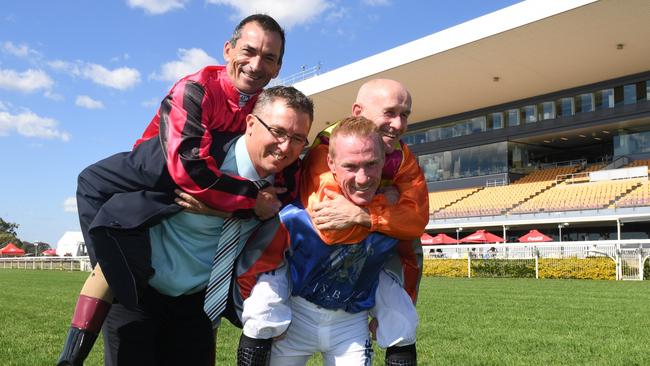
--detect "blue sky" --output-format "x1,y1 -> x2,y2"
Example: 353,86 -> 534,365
0,0 -> 520,246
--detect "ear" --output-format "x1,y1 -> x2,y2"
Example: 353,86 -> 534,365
245,114 -> 256,134
327,153 -> 335,174
223,41 -> 233,62
351,103 -> 363,117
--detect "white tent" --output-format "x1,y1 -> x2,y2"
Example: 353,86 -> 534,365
55,231 -> 86,257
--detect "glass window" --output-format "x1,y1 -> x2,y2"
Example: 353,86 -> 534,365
614,131 -> 650,157
623,84 -> 637,105
487,112 -> 503,130
403,131 -> 426,146
646,80 -> 650,100
506,109 -> 520,127
420,142 -> 508,182
453,121 -> 467,138
558,97 -> 574,117
539,101 -> 555,120
509,142 -> 528,169
469,116 -> 486,133
576,93 -> 594,113
596,89 -> 614,110
426,128 -> 441,142
523,105 -> 537,123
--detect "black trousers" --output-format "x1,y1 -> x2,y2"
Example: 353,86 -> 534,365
103,286 -> 215,366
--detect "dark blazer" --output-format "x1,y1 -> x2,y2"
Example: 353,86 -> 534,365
76,134 -> 300,309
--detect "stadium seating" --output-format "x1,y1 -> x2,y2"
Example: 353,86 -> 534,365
429,187 -> 483,213
615,179 -> 650,207
429,161 -> 650,218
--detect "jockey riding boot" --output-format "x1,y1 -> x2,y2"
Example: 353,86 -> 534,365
237,334 -> 272,366
385,343 -> 417,366
57,295 -> 111,366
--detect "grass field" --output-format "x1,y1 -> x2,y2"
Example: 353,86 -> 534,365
1,269 -> 649,365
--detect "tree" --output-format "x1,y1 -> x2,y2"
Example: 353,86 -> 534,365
0,217 -> 19,236
0,217 -> 21,247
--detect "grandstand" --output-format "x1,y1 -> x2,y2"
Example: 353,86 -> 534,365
294,0 -> 650,249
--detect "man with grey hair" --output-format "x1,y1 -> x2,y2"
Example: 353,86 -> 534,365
57,14 -> 313,366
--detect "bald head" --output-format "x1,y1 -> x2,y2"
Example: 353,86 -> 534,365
351,79 -> 412,154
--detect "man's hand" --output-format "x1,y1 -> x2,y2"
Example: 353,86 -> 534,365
311,188 -> 371,230
254,187 -> 287,220
175,189 -> 230,217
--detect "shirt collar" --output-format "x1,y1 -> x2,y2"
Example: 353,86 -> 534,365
235,136 -> 274,185
219,67 -> 260,108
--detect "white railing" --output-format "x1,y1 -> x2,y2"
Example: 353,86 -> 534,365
269,64 -> 322,86
423,240 -> 650,280
0,256 -> 92,272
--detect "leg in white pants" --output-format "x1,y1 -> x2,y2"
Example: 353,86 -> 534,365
271,296 -> 373,366
372,270 -> 419,348
242,266 -> 292,339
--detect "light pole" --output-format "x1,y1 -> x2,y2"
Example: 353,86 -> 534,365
558,223 -> 569,242
456,227 -> 463,242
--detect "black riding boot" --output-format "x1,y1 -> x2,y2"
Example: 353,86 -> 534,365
56,327 -> 98,366
237,334 -> 272,366
385,343 -> 417,366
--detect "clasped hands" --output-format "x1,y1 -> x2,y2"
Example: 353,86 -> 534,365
174,186 -> 287,220
310,186 -> 399,231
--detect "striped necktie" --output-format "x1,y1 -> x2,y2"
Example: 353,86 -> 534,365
203,179 -> 270,326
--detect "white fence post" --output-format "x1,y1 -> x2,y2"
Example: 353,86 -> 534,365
535,249 -> 539,279
615,248 -> 621,280
639,250 -> 644,281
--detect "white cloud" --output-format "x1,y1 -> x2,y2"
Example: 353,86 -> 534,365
48,60 -> 81,75
2,41 -> 40,58
207,0 -> 331,29
0,108 -> 70,141
82,63 -> 141,90
63,197 -> 77,213
49,60 -> 140,90
326,6 -> 349,21
76,95 -> 105,109
44,90 -> 64,101
0,68 -> 53,93
151,48 -> 218,82
127,0 -> 189,15
362,0 -> 390,5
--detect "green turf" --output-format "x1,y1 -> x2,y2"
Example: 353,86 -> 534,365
1,269 -> 649,365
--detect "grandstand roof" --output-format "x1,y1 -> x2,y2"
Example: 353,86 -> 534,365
294,0 -> 650,140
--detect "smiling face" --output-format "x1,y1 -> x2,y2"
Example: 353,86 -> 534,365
245,99 -> 311,178
223,21 -> 283,94
327,133 -> 385,206
352,79 -> 412,154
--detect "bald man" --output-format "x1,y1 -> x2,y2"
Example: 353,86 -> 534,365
239,79 -> 427,365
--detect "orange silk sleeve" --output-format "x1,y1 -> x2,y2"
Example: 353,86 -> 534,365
366,144 -> 429,240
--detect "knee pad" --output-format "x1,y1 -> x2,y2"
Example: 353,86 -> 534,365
237,334 -> 272,366
385,343 -> 417,366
